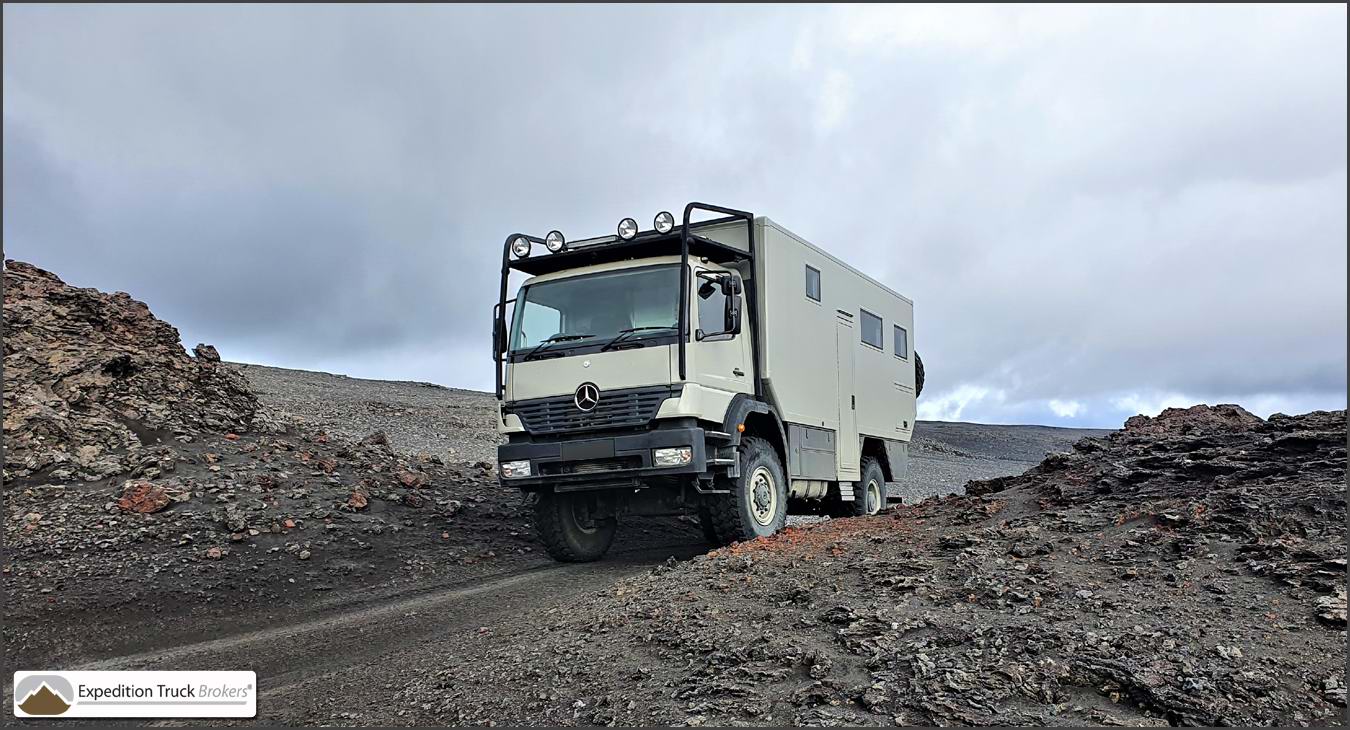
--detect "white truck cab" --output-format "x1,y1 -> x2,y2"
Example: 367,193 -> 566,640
494,203 -> 923,561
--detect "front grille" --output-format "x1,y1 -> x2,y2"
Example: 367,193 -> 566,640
539,456 -> 643,476
508,385 -> 678,435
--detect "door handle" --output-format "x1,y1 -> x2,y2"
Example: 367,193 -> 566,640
732,368 -> 745,377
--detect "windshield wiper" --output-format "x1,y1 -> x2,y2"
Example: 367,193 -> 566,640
599,325 -> 678,352
522,333 -> 595,361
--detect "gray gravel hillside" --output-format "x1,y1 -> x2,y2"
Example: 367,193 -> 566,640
234,363 -> 501,463
232,363 -> 1109,503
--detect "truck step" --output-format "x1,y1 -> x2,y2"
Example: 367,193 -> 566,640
706,457 -> 736,466
704,430 -> 733,442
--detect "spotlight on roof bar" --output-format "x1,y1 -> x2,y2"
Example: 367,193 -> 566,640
544,230 -> 566,253
510,236 -> 532,258
617,217 -> 639,240
653,211 -> 675,234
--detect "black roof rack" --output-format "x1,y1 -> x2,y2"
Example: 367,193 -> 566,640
507,218 -> 749,276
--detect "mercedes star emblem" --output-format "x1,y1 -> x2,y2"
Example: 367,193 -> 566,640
574,382 -> 600,412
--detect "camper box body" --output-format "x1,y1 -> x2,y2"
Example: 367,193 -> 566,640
700,218 -> 918,487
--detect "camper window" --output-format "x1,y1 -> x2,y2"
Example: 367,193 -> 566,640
805,265 -> 821,302
860,309 -> 883,349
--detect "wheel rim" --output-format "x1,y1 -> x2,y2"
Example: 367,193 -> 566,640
866,478 -> 882,515
748,465 -> 779,527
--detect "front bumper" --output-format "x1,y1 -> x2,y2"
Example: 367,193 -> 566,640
497,426 -> 707,491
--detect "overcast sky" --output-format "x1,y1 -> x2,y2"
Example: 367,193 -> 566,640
4,4 -> 1346,428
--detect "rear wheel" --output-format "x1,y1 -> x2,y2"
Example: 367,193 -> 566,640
707,437 -> 787,544
832,457 -> 886,518
533,490 -> 617,562
856,458 -> 886,516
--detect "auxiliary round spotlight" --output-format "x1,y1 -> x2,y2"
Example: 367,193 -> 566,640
510,236 -> 532,258
617,217 -> 639,240
544,230 -> 566,253
653,211 -> 675,234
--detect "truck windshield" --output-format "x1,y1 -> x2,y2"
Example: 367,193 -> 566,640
510,264 -> 680,354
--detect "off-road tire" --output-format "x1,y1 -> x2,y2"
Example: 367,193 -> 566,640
915,352 -> 925,398
825,457 -> 887,518
850,457 -> 887,517
533,490 -> 616,562
707,437 -> 787,544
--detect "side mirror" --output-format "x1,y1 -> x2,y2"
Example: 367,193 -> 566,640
492,303 -> 503,356
723,283 -> 745,334
492,298 -> 515,357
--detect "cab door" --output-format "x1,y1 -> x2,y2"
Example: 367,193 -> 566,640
691,268 -> 752,395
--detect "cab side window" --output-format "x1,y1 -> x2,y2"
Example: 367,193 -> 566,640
893,325 -> 909,359
698,273 -> 728,335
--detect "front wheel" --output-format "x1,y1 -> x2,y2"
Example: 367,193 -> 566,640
533,490 -> 617,562
706,437 -> 788,544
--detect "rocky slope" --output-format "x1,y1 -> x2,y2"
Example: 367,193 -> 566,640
396,405 -> 1347,726
3,260 -> 267,482
1,261 -> 549,666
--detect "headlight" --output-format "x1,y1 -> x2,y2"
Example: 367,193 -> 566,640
544,230 -> 566,253
500,460 -> 531,478
653,447 -> 692,467
617,217 -> 638,240
653,211 -> 675,234
510,236 -> 532,258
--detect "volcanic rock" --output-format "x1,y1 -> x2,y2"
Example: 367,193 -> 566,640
3,260 -> 265,481
1120,402 -> 1264,437
115,480 -> 187,514
417,406 -> 1345,727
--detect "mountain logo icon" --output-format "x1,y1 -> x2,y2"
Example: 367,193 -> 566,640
14,674 -> 73,716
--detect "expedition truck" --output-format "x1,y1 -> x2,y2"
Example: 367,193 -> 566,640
493,203 -> 924,561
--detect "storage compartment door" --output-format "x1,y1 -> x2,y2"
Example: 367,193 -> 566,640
834,314 -> 860,480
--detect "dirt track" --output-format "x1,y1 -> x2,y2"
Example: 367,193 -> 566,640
69,542 -> 709,725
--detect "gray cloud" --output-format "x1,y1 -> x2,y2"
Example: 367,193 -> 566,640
4,5 -> 1345,427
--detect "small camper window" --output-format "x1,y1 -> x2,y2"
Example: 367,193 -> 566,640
805,265 -> 821,302
894,325 -> 908,359
860,309 -> 883,349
